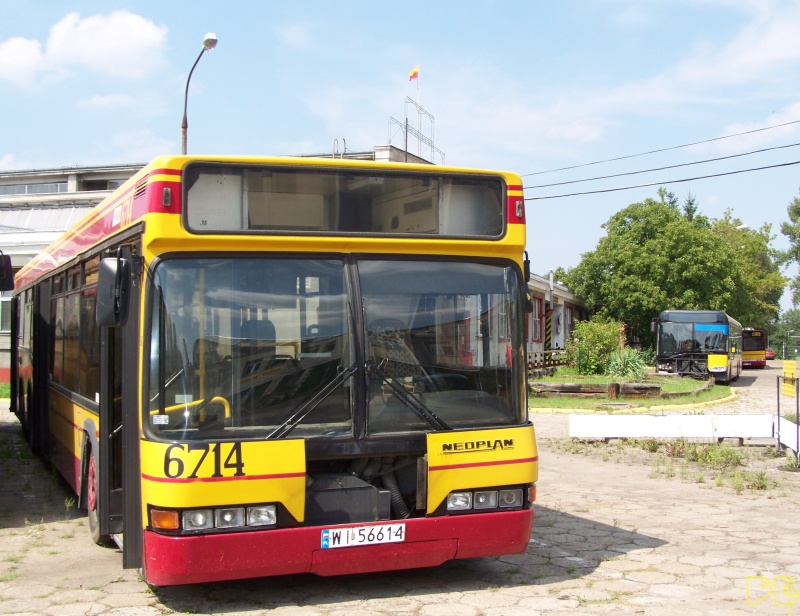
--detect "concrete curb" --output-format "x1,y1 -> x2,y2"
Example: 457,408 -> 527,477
530,392 -> 738,415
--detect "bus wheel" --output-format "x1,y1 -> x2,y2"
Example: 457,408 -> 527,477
86,451 -> 109,545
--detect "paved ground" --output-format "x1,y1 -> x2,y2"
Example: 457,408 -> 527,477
0,362 -> 798,615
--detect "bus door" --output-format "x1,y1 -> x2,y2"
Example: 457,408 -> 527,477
97,243 -> 142,569
26,283 -> 51,457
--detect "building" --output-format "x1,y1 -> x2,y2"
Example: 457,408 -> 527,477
525,272 -> 585,367
0,163 -> 144,382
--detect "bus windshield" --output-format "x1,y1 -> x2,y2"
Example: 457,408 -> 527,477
658,322 -> 727,355
147,257 -> 352,439
360,259 -> 523,433
147,257 -> 523,439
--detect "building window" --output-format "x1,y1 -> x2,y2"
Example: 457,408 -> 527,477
531,297 -> 542,342
565,306 -> 573,336
0,182 -> 68,196
0,291 -> 10,333
80,179 -> 125,191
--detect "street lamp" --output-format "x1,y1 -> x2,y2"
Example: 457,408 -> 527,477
181,33 -> 218,155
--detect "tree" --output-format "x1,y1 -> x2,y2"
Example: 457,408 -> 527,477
780,188 -> 800,305
563,192 -> 785,346
712,211 -> 784,330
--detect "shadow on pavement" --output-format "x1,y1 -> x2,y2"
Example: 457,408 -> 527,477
0,417 -> 84,531
152,505 -> 665,613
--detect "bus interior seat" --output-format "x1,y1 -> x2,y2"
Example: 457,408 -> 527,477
368,319 -> 424,380
240,318 -> 276,356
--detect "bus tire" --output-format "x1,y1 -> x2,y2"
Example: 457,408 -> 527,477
86,448 -> 110,545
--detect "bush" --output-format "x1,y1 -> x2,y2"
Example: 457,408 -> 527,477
606,347 -> 647,380
639,346 -> 656,367
565,317 -> 624,375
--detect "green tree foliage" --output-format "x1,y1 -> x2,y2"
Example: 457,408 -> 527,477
712,212 -> 784,330
565,316 -> 624,375
772,308 -> 800,358
563,191 -> 785,344
780,189 -> 800,305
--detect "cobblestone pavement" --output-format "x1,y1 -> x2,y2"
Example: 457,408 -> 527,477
1,362 -> 798,615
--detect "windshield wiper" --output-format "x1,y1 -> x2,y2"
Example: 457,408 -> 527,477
266,364 -> 357,439
367,359 -> 452,431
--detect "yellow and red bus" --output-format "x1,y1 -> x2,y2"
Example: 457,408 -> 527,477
742,328 -> 767,369
10,155 -> 537,586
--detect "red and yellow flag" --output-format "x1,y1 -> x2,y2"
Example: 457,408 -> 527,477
408,65 -> 419,81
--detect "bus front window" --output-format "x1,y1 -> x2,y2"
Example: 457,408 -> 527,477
359,259 -> 524,433
147,258 -> 352,439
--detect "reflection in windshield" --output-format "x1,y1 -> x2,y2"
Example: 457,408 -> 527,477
659,323 -> 727,356
146,257 -> 525,440
360,260 -> 524,433
148,258 -> 352,439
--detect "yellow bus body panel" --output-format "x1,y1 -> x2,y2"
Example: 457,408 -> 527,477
141,214 -> 526,264
140,439 -> 307,522
707,353 -> 728,371
426,425 -> 538,513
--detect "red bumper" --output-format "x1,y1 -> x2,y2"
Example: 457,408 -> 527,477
142,509 -> 533,586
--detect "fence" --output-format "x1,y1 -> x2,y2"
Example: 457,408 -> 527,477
527,349 -> 568,373
777,375 -> 800,464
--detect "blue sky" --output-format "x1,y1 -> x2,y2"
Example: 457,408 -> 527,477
2,1 -> 800,311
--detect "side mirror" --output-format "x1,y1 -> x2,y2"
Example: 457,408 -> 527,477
523,251 -> 531,282
96,256 -> 131,327
525,290 -> 534,314
0,252 -> 14,292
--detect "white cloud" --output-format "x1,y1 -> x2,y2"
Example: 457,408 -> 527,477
612,5 -> 651,26
275,24 -> 312,49
0,11 -> 168,87
111,130 -> 174,162
78,94 -> 136,109
0,154 -> 24,169
0,37 -> 48,87
703,101 -> 800,152
670,6 -> 800,87
47,11 -> 167,78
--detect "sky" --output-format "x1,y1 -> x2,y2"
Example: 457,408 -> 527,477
2,1 -> 800,312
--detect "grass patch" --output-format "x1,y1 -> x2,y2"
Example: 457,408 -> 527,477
547,436 -> 781,494
0,383 -> 9,398
529,368 -> 729,410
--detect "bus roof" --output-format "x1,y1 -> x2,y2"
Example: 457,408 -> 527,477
657,310 -> 742,328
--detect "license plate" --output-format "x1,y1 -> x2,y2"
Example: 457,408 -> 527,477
321,523 -> 405,549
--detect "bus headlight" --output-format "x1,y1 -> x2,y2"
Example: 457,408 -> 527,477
215,507 -> 245,528
446,492 -> 473,511
499,489 -> 523,507
247,505 -> 277,527
183,509 -> 214,530
473,490 -> 498,509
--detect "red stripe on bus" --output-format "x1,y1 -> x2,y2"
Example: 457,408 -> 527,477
51,408 -> 83,432
429,456 -> 537,472
141,472 -> 306,484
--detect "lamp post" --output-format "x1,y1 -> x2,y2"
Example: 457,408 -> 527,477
181,33 -> 218,155
785,330 -> 795,361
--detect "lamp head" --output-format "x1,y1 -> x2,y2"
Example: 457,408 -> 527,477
203,33 -> 218,50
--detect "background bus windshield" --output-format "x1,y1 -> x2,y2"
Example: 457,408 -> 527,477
659,323 -> 727,355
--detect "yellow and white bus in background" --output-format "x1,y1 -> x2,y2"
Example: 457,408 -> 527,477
652,309 -> 742,383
